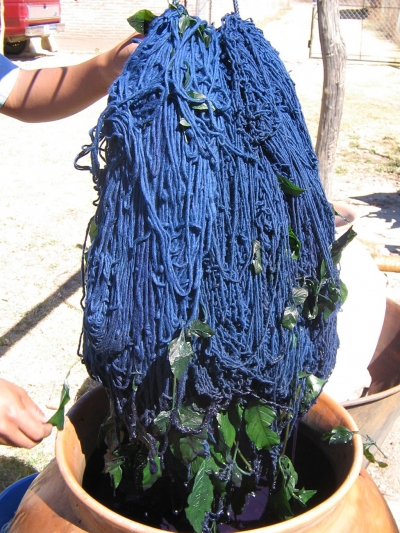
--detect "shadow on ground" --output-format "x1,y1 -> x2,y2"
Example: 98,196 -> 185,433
0,457 -> 37,493
352,192 -> 400,230
0,270 -> 82,357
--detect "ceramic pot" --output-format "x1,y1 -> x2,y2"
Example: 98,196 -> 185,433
333,201 -> 358,236
9,387 -> 398,533
343,298 -> 400,466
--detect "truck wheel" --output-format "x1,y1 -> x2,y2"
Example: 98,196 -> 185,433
4,39 -> 28,55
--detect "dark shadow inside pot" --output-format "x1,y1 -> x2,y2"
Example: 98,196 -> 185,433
79,400 -> 349,532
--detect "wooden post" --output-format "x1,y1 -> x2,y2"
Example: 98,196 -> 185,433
315,0 -> 347,201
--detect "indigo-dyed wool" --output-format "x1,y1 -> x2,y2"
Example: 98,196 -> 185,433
77,4 -> 340,446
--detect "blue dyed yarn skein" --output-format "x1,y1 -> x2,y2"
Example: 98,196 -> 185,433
76,4 -> 342,521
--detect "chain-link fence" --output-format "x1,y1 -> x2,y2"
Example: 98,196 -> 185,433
195,0 -> 290,26
310,0 -> 400,65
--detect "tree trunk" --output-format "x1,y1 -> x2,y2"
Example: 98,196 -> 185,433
315,0 -> 347,201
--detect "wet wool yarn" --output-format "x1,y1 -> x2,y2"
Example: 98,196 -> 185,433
77,4 -> 340,468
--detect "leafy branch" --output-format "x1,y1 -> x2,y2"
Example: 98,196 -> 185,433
282,226 -> 356,330
322,426 -> 388,468
269,455 -> 316,521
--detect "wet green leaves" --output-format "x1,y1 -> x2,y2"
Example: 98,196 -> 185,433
282,306 -> 299,331
323,426 -> 388,468
47,381 -> 70,430
252,239 -> 263,275
181,398 -> 281,533
127,9 -> 156,34
270,455 -> 316,520
244,403 -> 280,450
331,227 -> 357,266
278,174 -> 305,196
288,226 -> 301,260
283,226 -> 356,329
169,329 -> 194,381
168,319 -> 215,380
299,372 -> 327,411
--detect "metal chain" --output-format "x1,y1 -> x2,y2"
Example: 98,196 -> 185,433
233,0 -> 240,16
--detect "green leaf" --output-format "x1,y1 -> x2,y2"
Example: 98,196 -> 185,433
269,456 -> 297,520
169,329 -> 193,380
288,226 -> 301,259
180,117 -> 191,128
127,9 -> 156,34
105,459 -> 124,490
277,174 -> 305,196
228,402 -> 243,431
152,410 -> 171,436
179,14 -> 196,35
282,305 -> 298,331
270,455 -> 316,520
293,487 -> 317,506
89,217 -> 98,243
331,227 -> 357,265
176,435 -> 206,463
231,463 -> 243,488
186,458 -> 214,533
187,319 -> 215,338
303,298 -> 319,320
190,455 -> 205,479
142,455 -> 161,489
279,455 -> 298,492
192,102 -> 209,111
178,404 -> 205,431
47,381 -> 70,430
301,374 -> 327,408
340,279 -> 348,305
327,282 -> 341,303
244,403 -> 280,450
187,90 -> 206,101
293,286 -> 308,306
217,410 -> 236,448
198,25 -> 211,48
322,425 -> 356,445
363,447 -> 378,465
320,258 -> 328,280
252,239 -> 263,275
363,436 -> 388,467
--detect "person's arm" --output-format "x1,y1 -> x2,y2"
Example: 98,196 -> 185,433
0,378 -> 52,448
1,35 -> 140,123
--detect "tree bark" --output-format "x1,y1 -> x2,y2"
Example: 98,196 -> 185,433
315,0 -> 347,201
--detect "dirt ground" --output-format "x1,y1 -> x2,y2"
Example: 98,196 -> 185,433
1,0 -> 400,527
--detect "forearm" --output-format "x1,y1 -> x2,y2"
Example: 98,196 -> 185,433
2,37 -> 138,122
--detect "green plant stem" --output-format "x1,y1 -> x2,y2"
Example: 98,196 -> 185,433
172,376 -> 177,410
233,440 -> 252,472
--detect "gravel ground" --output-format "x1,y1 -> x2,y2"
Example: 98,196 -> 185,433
0,0 -> 399,527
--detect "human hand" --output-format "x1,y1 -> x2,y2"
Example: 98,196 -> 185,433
0,378 -> 52,448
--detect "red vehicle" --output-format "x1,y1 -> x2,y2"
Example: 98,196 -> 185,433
2,0 -> 63,55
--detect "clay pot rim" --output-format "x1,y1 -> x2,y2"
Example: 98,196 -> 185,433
333,201 -> 359,232
56,391 -> 363,533
342,382 -> 400,408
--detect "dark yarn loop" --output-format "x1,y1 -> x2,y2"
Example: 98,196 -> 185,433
77,5 -> 340,455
